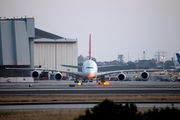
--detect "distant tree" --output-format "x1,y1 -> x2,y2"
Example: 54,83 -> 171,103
157,62 -> 163,68
78,55 -> 84,63
110,60 -> 119,65
138,65 -> 150,69
137,59 -> 157,69
92,57 -> 97,63
148,62 -> 157,68
138,60 -> 147,66
138,65 -> 149,69
127,61 -> 136,69
85,56 -> 97,62
97,61 -> 104,66
164,60 -> 174,69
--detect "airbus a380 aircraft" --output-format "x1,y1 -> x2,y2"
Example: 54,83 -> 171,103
7,34 -> 165,81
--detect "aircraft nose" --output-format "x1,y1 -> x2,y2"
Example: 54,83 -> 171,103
85,70 -> 95,78
88,73 -> 95,78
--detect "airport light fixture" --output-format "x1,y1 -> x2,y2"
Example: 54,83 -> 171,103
161,55 -> 167,69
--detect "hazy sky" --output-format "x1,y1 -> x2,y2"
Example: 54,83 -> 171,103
1,0 -> 180,62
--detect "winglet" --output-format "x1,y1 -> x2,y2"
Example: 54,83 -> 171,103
89,34 -> 91,60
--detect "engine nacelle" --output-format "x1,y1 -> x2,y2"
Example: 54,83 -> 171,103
117,73 -> 126,81
31,71 -> 40,79
54,72 -> 63,81
141,72 -> 149,79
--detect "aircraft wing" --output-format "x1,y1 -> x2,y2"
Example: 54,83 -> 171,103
61,64 -> 82,69
6,67 -> 83,76
97,69 -> 166,77
61,64 -> 121,69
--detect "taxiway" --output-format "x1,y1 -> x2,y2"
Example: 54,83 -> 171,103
1,101 -> 180,111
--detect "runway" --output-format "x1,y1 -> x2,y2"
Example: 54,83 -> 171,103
1,101 -> 180,111
1,80 -> 180,87
1,81 -> 180,111
0,88 -> 180,95
1,81 -> 180,95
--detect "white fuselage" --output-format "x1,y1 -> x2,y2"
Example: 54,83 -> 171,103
82,60 -> 98,80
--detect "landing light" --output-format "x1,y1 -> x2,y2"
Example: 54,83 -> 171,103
98,82 -> 109,85
78,83 -> 83,85
134,76 -> 138,78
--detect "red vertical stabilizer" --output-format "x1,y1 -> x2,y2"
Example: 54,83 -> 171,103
89,34 -> 91,60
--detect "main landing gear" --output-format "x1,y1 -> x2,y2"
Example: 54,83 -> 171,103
74,76 -> 79,83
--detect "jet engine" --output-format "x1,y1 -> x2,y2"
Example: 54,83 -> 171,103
54,72 -> 63,81
31,71 -> 40,79
117,73 -> 126,81
141,72 -> 149,79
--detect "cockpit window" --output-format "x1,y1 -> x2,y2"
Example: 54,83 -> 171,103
86,67 -> 94,69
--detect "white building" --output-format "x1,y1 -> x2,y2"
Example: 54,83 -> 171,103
34,29 -> 78,72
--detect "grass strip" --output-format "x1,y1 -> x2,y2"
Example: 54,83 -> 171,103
0,109 -> 85,120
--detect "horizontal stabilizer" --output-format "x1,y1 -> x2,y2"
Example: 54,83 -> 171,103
98,65 -> 121,69
61,64 -> 82,69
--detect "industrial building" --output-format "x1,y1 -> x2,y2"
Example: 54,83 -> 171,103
34,28 -> 78,73
0,18 -> 78,82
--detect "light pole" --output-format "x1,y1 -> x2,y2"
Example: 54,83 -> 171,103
161,55 -> 167,69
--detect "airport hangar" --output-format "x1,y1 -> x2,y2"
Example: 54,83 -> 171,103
0,18 -> 78,82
